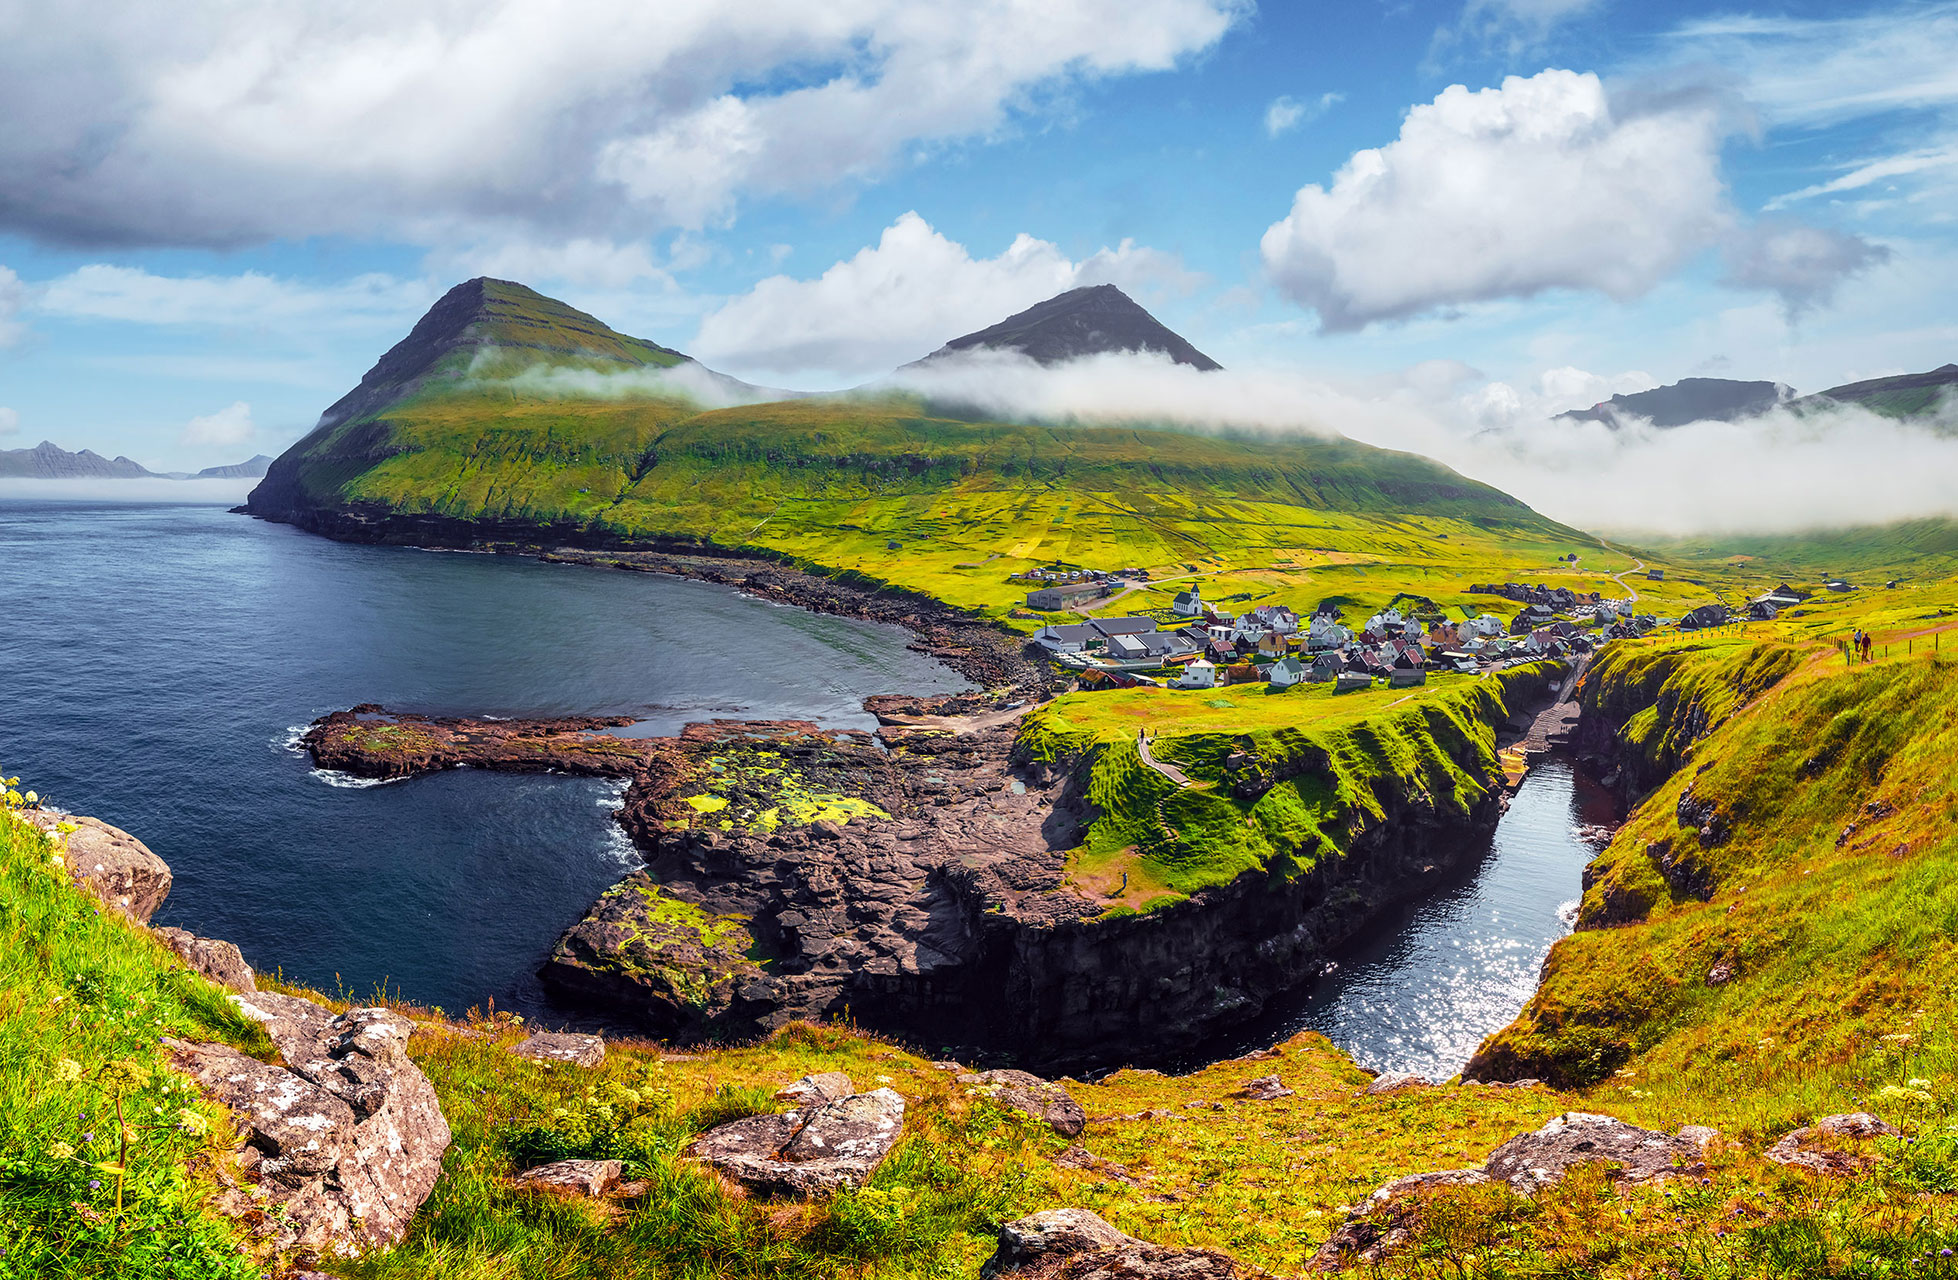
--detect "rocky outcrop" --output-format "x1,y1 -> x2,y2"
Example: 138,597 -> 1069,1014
510,1031 -> 606,1068
515,1158 -> 624,1197
1235,1074 -> 1295,1101
302,706 -> 654,781
1484,1111 -> 1707,1192
959,1069 -> 1087,1137
1309,1168 -> 1491,1271
153,926 -> 256,992
1764,1112 -> 1901,1174
1312,1113 -> 1717,1270
689,1088 -> 905,1196
981,1208 -> 1240,1278
169,994 -> 451,1255
775,1072 -> 855,1106
1360,1071 -> 1428,1096
23,811 -> 171,923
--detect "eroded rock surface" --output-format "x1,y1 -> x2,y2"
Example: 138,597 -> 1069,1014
303,706 -> 654,780
776,1071 -> 855,1106
960,1069 -> 1087,1136
689,1088 -> 905,1196
511,1031 -> 605,1068
1234,1074 -> 1295,1101
515,1158 -> 624,1197
1484,1112 -> 1703,1193
1362,1071 -> 1428,1096
1765,1112 -> 1901,1174
153,926 -> 255,992
169,994 -> 451,1255
982,1208 -> 1239,1278
1309,1168 -> 1491,1271
23,811 -> 171,923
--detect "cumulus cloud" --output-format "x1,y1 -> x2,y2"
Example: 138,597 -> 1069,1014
0,266 -> 24,345
1260,70 -> 1733,331
0,407 -> 18,437
690,212 -> 1201,383
881,348 -> 1958,536
39,266 -> 431,330
181,401 -> 254,447
1264,92 -> 1343,138
1721,221 -> 1891,317
0,0 -> 1241,248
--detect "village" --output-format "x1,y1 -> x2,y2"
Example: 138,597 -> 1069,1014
1016,566 -> 1844,694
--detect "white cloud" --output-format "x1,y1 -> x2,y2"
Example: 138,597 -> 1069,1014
0,407 -> 18,437
690,212 -> 1201,383
1666,5 -> 1958,128
1260,70 -> 1734,331
1264,92 -> 1343,138
1440,0 -> 1601,55
181,401 -> 254,447
0,267 -> 24,345
1764,143 -> 1958,211
0,0 -> 1241,248
38,266 -> 431,330
426,238 -> 674,290
882,348 -> 1958,536
1721,222 -> 1891,317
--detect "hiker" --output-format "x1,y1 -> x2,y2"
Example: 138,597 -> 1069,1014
1863,631 -> 1875,662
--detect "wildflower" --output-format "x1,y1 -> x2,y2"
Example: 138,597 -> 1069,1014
87,1179 -> 100,1190
54,1057 -> 83,1082
48,1142 -> 74,1161
23,791 -> 37,806
177,1110 -> 210,1137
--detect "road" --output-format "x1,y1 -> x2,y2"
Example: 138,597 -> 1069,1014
1136,730 -> 1192,787
1599,537 -> 1645,604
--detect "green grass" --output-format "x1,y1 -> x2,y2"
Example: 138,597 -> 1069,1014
0,807 -> 268,1279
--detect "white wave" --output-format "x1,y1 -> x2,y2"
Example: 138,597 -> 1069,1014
310,769 -> 405,790
273,723 -> 310,754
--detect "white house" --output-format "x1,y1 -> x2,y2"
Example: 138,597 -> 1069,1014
1464,614 -> 1507,638
1172,588 -> 1206,617
1175,658 -> 1217,689
1364,607 -> 1405,634
1247,605 -> 1300,636
1306,615 -> 1352,651
1268,656 -> 1306,688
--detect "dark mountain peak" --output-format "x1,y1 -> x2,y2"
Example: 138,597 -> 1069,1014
912,283 -> 1221,371
194,454 -> 275,480
1557,377 -> 1790,429
315,277 -> 692,431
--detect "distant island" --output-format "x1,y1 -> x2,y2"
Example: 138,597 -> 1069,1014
0,440 -> 273,480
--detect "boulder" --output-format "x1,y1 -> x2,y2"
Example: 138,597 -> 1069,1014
1233,1074 -> 1294,1101
775,1071 -> 855,1106
511,1031 -> 606,1068
982,1209 -> 1239,1278
1483,1111 -> 1704,1193
689,1088 -> 905,1196
959,1069 -> 1087,1137
152,926 -> 255,993
1309,1168 -> 1491,1271
515,1158 -> 624,1197
1764,1112 -> 1902,1175
24,812 -> 171,923
1362,1071 -> 1429,1096
169,995 -> 451,1255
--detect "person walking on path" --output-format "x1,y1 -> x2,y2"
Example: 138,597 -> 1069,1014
1864,631 -> 1875,662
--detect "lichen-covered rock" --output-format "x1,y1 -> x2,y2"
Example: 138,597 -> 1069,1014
170,995 -> 451,1255
1234,1074 -> 1295,1101
1484,1111 -> 1703,1193
982,1208 -> 1240,1278
24,812 -> 171,923
511,1031 -> 605,1068
152,926 -> 255,992
689,1088 -> 905,1196
1309,1168 -> 1490,1271
540,871 -> 770,1036
960,1069 -> 1087,1136
515,1158 -> 624,1197
776,1071 -> 854,1106
1362,1071 -> 1428,1096
1764,1112 -> 1901,1175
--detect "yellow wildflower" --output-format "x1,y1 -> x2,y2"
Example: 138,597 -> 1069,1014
55,1057 -> 84,1082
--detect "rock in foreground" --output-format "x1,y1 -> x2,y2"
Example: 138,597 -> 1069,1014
152,926 -> 256,992
689,1088 -> 905,1196
1484,1111 -> 1706,1193
982,1208 -> 1240,1278
169,995 -> 452,1255
511,1030 -> 606,1068
515,1158 -> 624,1197
1765,1112 -> 1901,1175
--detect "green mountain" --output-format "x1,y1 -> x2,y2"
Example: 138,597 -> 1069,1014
1795,361 -> 1958,420
246,280 -> 1583,609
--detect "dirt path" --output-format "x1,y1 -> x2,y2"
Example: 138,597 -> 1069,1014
1599,538 -> 1645,604
1136,730 -> 1192,787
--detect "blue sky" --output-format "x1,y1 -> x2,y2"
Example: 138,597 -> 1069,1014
1,0 -> 1954,472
